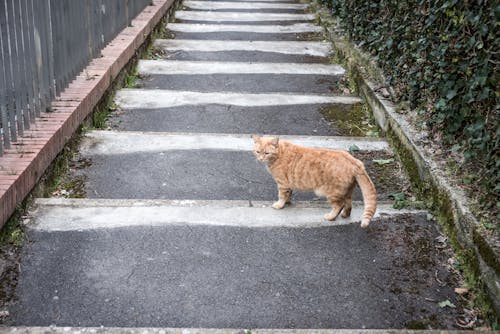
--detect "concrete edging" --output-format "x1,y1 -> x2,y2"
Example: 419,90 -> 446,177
316,4 -> 499,316
0,0 -> 177,227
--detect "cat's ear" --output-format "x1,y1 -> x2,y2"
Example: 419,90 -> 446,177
270,137 -> 279,147
251,134 -> 260,143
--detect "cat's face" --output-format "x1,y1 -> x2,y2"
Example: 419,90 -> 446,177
252,135 -> 280,165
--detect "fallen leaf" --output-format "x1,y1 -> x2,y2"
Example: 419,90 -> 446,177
455,287 -> 469,295
380,87 -> 391,98
373,158 -> 394,165
438,300 -> 456,308
435,235 -> 447,243
365,130 -> 379,137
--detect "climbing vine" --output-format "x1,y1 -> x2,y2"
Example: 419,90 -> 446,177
323,0 -> 499,218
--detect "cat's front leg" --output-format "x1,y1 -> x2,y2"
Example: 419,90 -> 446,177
325,198 -> 344,221
273,187 -> 292,209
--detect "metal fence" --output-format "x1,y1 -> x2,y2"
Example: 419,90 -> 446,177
0,0 -> 151,156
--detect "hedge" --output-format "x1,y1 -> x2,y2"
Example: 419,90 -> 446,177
322,0 -> 499,218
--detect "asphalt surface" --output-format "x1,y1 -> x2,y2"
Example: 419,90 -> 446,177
77,150 -> 403,201
161,50 -> 330,63
138,74 -> 343,93
109,104 -> 349,135
6,0 -> 463,330
168,31 -> 324,41
11,215 -> 459,328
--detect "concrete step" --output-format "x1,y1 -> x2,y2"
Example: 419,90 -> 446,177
108,104 -> 359,135
136,60 -> 346,94
182,1 -> 309,10
137,60 -> 344,76
166,22 -> 323,34
30,198 -> 422,231
73,130 -> 404,201
155,39 -> 331,57
175,11 -> 315,22
81,131 -> 389,154
154,38 -> 332,62
165,22 -> 324,41
114,89 -> 360,109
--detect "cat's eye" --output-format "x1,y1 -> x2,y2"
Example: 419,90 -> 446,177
255,150 -> 261,154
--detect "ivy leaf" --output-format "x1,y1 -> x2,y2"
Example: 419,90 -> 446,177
389,192 -> 406,201
435,98 -> 447,109
446,89 -> 457,100
348,144 -> 360,152
438,300 -> 456,308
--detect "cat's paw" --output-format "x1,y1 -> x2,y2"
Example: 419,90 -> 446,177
324,213 -> 337,221
272,201 -> 285,209
360,218 -> 370,228
340,210 -> 351,218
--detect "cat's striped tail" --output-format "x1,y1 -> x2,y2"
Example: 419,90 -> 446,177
355,169 -> 377,228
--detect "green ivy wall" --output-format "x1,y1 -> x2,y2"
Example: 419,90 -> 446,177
323,0 -> 499,217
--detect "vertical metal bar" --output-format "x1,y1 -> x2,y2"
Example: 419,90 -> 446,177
59,1 -> 66,90
46,0 -> 55,100
68,1 -> 76,80
125,0 -> 129,28
5,0 -> 21,139
91,0 -> 97,58
85,0 -> 92,62
97,0 -> 104,52
71,1 -> 78,77
62,0 -> 70,90
19,0 -> 33,128
52,0 -> 60,96
79,1 -> 88,71
10,0 -> 27,137
103,0 -> 110,44
70,1 -> 79,80
104,0 -> 111,44
51,0 -> 61,96
81,1 -> 89,71
0,2 -> 9,152
34,0 -> 49,113
24,0 -> 38,121
28,0 -> 41,117
78,2 -> 85,77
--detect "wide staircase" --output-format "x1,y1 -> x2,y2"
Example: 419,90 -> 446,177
7,0 -> 462,330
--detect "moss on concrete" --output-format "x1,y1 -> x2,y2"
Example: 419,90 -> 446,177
320,103 -> 379,137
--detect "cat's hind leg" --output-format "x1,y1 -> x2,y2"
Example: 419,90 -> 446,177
285,189 -> 293,204
340,185 -> 355,218
324,198 -> 344,221
273,186 -> 292,209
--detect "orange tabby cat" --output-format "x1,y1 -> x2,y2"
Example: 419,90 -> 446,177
252,135 -> 377,228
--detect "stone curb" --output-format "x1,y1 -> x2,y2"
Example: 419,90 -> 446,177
0,0 -> 176,227
0,328 -> 493,334
314,2 -> 499,317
